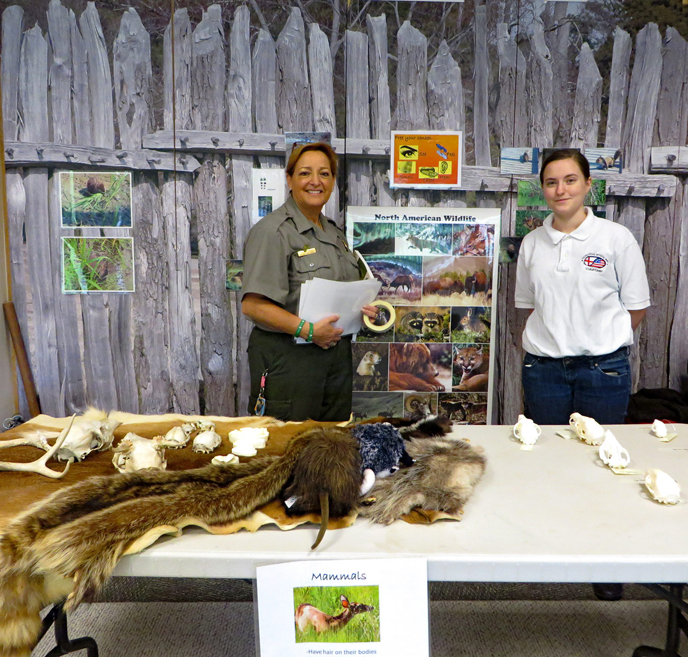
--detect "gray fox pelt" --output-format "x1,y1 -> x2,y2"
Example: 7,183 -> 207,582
359,435 -> 486,525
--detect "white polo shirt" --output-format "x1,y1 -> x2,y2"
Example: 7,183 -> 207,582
515,208 -> 650,358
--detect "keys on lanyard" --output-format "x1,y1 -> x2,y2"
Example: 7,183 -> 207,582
254,369 -> 268,416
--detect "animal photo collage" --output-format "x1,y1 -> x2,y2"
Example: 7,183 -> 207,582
347,208 -> 500,425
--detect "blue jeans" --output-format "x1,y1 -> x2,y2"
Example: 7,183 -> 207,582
521,347 -> 631,425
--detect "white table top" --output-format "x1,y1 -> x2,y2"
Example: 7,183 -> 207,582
113,423 -> 688,583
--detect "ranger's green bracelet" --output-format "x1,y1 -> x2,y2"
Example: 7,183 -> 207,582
307,322 -> 314,343
295,319 -> 306,338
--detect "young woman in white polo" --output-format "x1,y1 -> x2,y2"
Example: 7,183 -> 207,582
515,149 -> 650,425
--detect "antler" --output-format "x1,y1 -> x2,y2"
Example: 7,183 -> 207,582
0,414 -> 76,479
0,432 -> 51,452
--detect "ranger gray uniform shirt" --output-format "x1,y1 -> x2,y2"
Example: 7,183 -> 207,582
242,195 -> 360,331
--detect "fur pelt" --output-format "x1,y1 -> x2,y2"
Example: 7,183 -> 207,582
0,430 -> 315,657
282,428 -> 361,549
359,436 -> 486,525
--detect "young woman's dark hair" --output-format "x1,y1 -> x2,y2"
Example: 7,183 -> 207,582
539,148 -> 590,184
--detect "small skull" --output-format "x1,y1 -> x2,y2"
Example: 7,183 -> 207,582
196,419 -> 216,433
55,416 -> 121,462
160,425 -> 190,449
192,429 -> 222,454
112,433 -> 167,473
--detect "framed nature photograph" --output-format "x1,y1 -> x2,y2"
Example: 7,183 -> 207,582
62,237 -> 135,294
60,171 -> 132,228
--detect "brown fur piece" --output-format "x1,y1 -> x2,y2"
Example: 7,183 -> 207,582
359,437 -> 486,525
282,427 -> 362,549
0,430 -> 317,656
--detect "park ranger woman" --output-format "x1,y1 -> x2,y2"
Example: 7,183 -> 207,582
242,142 -> 377,421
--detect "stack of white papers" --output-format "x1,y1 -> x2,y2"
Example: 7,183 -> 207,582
296,277 -> 382,343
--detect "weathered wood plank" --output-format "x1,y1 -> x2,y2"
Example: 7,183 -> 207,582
428,40 -> 466,210
308,22 -> 339,222
161,174 -> 199,414
640,196 -> 675,389
367,14 -> 391,141
79,2 -> 115,149
395,20 -> 429,207
163,8 -> 192,131
496,23 -> 527,149
6,171 -> 30,417
655,28 -> 688,149
23,169 -> 61,417
366,13 -> 395,207
473,4 -> 490,167
669,179 -> 688,392
605,27 -> 631,148
115,8 -> 169,414
192,5 -> 233,415
276,7 -> 313,132
47,3 -> 85,414
528,18 -> 553,149
346,29 -> 371,207
570,43 -> 602,150
191,4 -> 226,132
395,21 -> 428,131
228,5 -> 253,414
309,23 -> 336,136
130,175 -> 171,412
47,174 -> 85,414
114,8 -> 151,149
1,6 -> 23,141
546,1 -> 571,147
19,25 -> 62,416
640,27 -> 688,390
2,142 -> 200,171
69,8 -> 92,146
161,9 -> 198,414
253,28 -> 279,140
622,23 -> 663,176
80,2 -> 134,412
47,0 -> 73,146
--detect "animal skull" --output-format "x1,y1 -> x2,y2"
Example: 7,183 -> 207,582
112,433 -> 167,473
196,419 -> 216,433
645,469 -> 681,505
598,430 -> 630,469
569,413 -> 605,446
160,425 -> 190,449
192,430 -> 222,454
54,416 -> 121,462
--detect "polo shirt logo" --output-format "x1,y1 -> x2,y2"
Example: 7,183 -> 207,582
582,254 -> 607,271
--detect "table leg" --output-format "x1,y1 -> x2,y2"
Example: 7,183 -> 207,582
42,602 -> 99,657
632,584 -> 686,657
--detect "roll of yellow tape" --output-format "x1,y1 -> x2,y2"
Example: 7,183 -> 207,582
363,300 -> 395,333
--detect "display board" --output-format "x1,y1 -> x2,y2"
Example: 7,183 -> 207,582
347,207 -> 500,424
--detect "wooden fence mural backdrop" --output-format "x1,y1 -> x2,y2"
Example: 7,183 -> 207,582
1,1 -> 687,423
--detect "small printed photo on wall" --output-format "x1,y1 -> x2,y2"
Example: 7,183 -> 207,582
351,392 -> 404,422
59,171 -> 132,228
438,392 -> 488,425
352,343 -> 389,392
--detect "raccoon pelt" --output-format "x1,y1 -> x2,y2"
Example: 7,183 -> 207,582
0,430 -> 316,657
359,436 -> 486,525
282,427 -> 361,550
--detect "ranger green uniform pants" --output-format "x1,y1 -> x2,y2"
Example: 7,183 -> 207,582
247,327 -> 353,422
